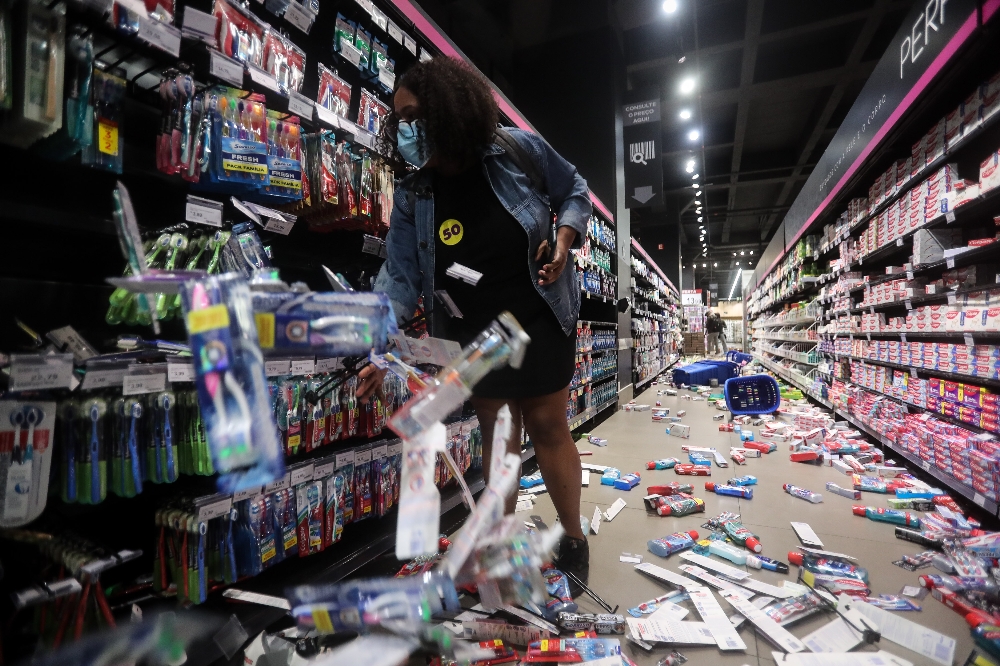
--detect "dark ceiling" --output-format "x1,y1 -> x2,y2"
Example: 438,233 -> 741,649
412,0 -> 912,275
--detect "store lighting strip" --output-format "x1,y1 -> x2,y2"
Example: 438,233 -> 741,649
387,0 -> 615,223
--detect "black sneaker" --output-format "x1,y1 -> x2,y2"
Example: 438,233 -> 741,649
554,535 -> 590,598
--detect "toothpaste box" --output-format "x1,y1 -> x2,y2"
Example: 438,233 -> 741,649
983,152 -> 1000,195
982,72 -> 1000,124
668,423 -> 691,439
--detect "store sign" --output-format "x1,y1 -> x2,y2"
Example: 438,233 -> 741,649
779,0 -> 979,255
681,289 -> 702,306
623,99 -> 663,208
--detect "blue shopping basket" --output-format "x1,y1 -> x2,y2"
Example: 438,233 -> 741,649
727,351 -> 753,369
673,360 -> 739,386
724,374 -> 781,415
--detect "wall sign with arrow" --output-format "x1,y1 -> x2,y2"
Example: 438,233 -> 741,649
623,98 -> 663,209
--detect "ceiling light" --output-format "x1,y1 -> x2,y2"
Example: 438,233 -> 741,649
678,56 -> 686,63
692,184 -> 699,189
698,217 -> 703,222
740,251 -> 745,256
728,269 -> 741,298
679,109 -> 692,120
692,173 -> 699,179
663,0 -> 678,13
687,129 -> 700,141
684,159 -> 695,172
733,253 -> 736,257
736,261 -> 740,266
714,262 -> 718,267
702,263 -> 706,268
680,77 -> 696,94
749,250 -> 754,255
695,191 -> 701,196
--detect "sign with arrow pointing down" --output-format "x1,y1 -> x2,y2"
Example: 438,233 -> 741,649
623,97 -> 663,208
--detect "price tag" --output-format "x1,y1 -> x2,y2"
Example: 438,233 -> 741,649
198,497 -> 233,521
248,66 -> 279,92
288,91 -> 314,119
813,252 -> 819,261
354,0 -> 373,14
138,17 -> 181,56
378,69 -> 395,90
387,20 -> 403,43
265,359 -> 291,376
122,373 -> 167,396
965,334 -> 975,346
869,307 -> 875,315
946,258 -> 955,269
167,363 -> 195,382
290,464 -> 315,486
371,6 -> 387,30
946,211 -> 956,224
263,216 -> 294,235
209,49 -> 244,86
315,357 -> 343,373
948,293 -> 957,305
419,47 -> 433,63
354,447 -> 372,465
314,461 -> 335,478
910,368 -> 918,378
372,444 -> 388,460
264,473 -> 291,494
974,493 -> 986,507
387,442 -> 403,456
403,34 -> 417,55
900,333 -> 907,342
859,256 -> 863,266
921,461 -> 930,471
866,333 -> 871,341
181,6 -> 217,44
353,127 -> 376,149
362,235 -> 384,255
233,485 -> 263,502
81,367 -> 128,391
314,103 -> 341,128
339,41 -> 363,68
46,326 -> 98,362
290,359 -> 315,375
905,300 -> 912,310
896,238 -> 903,247
185,195 -> 224,227
283,2 -> 314,33
335,450 -> 356,469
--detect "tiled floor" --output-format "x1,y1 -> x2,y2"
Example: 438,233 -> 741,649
521,382 -> 978,666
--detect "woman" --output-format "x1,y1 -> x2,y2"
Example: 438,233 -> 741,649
356,57 -> 592,591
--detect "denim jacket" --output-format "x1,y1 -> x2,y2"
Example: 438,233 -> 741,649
373,128 -> 592,336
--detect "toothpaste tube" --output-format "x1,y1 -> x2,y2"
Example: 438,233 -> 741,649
887,497 -> 936,511
688,452 -> 712,466
614,473 -> 641,491
895,487 -> 944,499
730,447 -> 760,458
652,495 -> 705,517
600,468 -> 621,486
708,540 -> 748,565
647,458 -> 679,470
746,554 -> 789,573
790,449 -> 822,463
784,484 -> 822,503
726,475 -> 757,486
920,573 -> 999,598
647,483 -> 694,496
931,587 -> 998,626
853,475 -> 888,493
853,505 -> 920,527
743,441 -> 776,453
587,436 -> 608,446
730,450 -> 746,465
788,551 -> 870,594
674,464 -> 711,476
963,532 -> 1000,559
825,482 -> 862,500
647,530 -> 700,557
719,516 -> 762,552
895,527 -> 944,549
705,482 -> 753,499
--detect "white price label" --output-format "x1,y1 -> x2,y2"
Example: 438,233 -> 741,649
907,271 -> 914,280
185,195 -> 224,227
339,40 -> 363,68
209,49 -> 244,86
378,68 -> 395,90
387,20 -> 402,43
403,34 -> 417,55
182,6 -> 217,43
362,235 -> 384,255
288,91 -> 314,119
869,307 -> 875,315
265,360 -> 291,376
905,300 -> 912,310
419,47 -> 433,63
233,485 -> 264,502
138,17 -> 181,56
947,258 -> 956,269
922,461 -> 931,471
335,451 -> 356,469
896,238 -> 903,247
290,464 -> 315,486
283,2 -> 314,33
81,367 -> 128,391
353,127 -> 376,149
248,66 -> 279,92
948,293 -> 957,305
372,444 -> 388,460
168,363 -> 195,382
910,368 -> 918,378
900,333 -> 907,342
290,359 -> 315,375
371,6 -> 387,30
965,334 -> 975,346
263,216 -> 295,235
122,373 -> 167,396
315,357 -> 343,373
355,448 -> 372,464
315,103 -> 341,128
387,442 -> 403,456
946,211 -> 956,223
974,493 -> 987,507
264,473 -> 291,494
354,0 -> 373,14
314,461 -> 335,478
198,498 -> 233,521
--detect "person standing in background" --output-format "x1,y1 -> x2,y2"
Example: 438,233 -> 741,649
717,313 -> 729,355
705,310 -> 722,355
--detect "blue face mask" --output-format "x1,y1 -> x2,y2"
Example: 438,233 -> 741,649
397,119 -> 430,168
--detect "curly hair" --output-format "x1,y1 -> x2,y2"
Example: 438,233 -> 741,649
378,57 -> 499,172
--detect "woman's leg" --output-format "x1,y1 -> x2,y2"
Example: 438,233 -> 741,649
519,388 -> 585,540
471,397 -> 523,514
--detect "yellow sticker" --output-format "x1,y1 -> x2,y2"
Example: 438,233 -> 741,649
438,219 -> 464,245
255,313 -> 275,348
186,304 -> 230,334
312,609 -> 334,633
98,120 -> 119,156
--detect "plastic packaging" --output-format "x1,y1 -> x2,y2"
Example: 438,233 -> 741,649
852,506 -> 920,527
600,468 -> 621,486
614,472 -> 641,491
647,483 -> 693,496
647,530 -> 700,558
704,482 -> 752,499
784,484 -> 822,503
647,458 -> 679,470
674,464 -> 710,476
895,527 -> 942,549
788,550 -> 870,592
652,495 -> 704,517
726,475 -> 756,486
825,482 -> 861,500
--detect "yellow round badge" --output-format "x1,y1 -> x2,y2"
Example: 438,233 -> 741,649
439,219 -> 464,245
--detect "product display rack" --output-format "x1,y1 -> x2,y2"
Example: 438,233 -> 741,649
746,5 -> 1000,520
0,0 -> 621,659
629,238 -> 680,389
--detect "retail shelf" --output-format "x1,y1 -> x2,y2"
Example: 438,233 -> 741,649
569,373 -> 617,392
754,315 -> 818,328
822,330 -> 1000,340
578,319 -> 618,328
634,359 -> 676,391
834,408 -> 998,517
521,445 -> 536,463
753,333 -> 818,343
568,397 -> 619,431
753,354 -> 832,409
582,289 -> 615,304
756,345 -> 819,365
824,352 -> 1000,391
577,348 -> 617,357
574,254 -> 614,275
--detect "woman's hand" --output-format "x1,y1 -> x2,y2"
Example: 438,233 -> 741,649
536,226 -> 577,286
356,364 -> 388,404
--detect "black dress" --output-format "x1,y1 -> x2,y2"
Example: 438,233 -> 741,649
431,165 -> 576,399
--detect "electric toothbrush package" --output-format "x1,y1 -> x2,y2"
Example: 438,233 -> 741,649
251,290 -> 398,357
0,400 -> 56,528
181,273 -> 285,493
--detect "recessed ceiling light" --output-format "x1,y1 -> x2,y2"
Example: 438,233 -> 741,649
695,191 -> 701,196
687,129 -> 700,141
678,56 -> 686,63
736,261 -> 740,266
733,253 -> 736,257
679,109 -> 692,120
684,159 -> 695,172
714,263 -> 717,267
698,217 -> 703,222
702,263 -> 706,267
692,184 -> 699,189
680,77 -> 696,94
663,0 -> 678,13
749,250 -> 754,255
741,251 -> 745,255
692,173 -> 699,179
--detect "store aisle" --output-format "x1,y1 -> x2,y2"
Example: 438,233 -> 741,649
523,382 -> 977,666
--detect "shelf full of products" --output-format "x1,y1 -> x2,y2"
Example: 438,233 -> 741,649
629,238 -> 680,388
